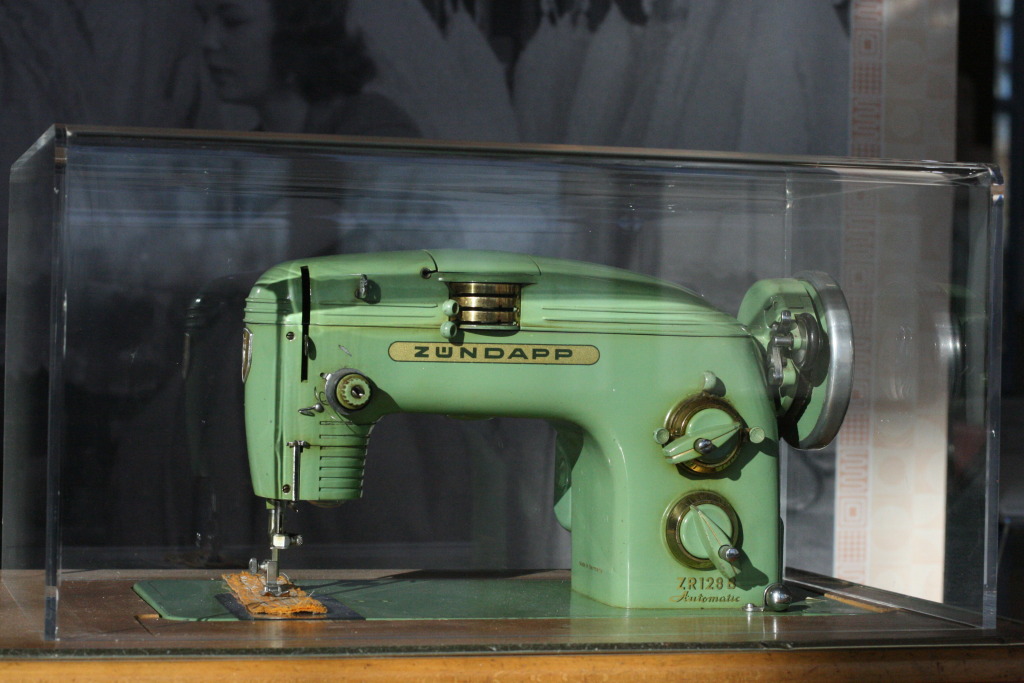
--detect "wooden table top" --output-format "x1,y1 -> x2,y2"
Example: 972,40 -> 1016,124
2,569 -> 1022,682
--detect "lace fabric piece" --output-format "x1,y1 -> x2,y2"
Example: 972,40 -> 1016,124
222,571 -> 328,617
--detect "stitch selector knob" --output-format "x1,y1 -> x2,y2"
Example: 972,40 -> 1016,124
662,395 -> 746,474
665,491 -> 741,579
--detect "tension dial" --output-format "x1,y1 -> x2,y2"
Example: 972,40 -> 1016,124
324,369 -> 373,414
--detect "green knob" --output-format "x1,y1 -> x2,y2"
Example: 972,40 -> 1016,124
442,299 -> 461,317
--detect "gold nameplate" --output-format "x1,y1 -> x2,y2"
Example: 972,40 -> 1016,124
389,342 -> 599,365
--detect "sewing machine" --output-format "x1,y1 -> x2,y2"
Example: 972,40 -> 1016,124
241,250 -> 852,611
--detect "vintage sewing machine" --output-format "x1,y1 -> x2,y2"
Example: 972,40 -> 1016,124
241,250 -> 852,611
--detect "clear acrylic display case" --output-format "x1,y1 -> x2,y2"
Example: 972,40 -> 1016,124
2,126 -> 1002,642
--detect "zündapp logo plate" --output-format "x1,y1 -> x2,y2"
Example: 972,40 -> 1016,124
388,342 -> 599,365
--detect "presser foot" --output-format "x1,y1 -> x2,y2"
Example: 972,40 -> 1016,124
252,501 -> 304,596
248,556 -> 298,597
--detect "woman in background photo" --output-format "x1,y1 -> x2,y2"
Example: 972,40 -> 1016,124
197,0 -> 419,136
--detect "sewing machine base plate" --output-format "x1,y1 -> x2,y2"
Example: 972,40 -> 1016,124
133,576 -> 871,622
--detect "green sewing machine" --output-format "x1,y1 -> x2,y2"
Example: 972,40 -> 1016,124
241,250 -> 852,611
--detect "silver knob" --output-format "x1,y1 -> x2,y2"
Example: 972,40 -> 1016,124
718,545 -> 741,563
764,583 -> 793,612
694,438 -> 715,455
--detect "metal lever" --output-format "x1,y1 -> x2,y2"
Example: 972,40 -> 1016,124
691,505 -> 741,579
767,309 -> 797,386
285,440 -> 308,500
660,420 -> 742,464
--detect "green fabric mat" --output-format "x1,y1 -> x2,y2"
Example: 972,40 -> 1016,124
133,577 -> 871,622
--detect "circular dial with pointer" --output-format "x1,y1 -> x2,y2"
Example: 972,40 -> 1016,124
662,395 -> 746,474
665,491 -> 742,579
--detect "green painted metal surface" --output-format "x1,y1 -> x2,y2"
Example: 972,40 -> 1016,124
241,250 -> 849,611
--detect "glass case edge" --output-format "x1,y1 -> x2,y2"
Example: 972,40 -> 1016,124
983,169 -> 1006,629
43,128 -> 70,641
786,568 -> 988,628
51,124 -> 998,178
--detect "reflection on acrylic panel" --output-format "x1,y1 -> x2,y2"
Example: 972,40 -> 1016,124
56,140 -> 801,574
